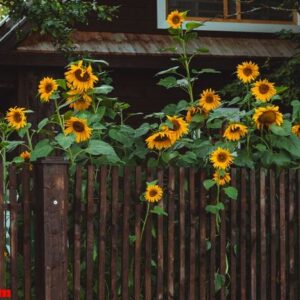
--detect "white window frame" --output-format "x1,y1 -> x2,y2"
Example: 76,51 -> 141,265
157,0 -> 300,33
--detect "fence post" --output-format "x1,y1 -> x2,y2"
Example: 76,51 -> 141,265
34,157 -> 69,300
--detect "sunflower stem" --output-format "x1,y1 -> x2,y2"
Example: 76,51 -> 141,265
140,202 -> 150,244
25,128 -> 33,152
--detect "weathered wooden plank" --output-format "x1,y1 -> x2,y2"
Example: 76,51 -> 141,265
167,167 -> 175,300
157,169 -> 164,300
22,165 -> 31,300
86,165 -> 94,300
260,169 -> 267,300
279,170 -> 286,299
230,169 -> 237,300
134,166 -> 142,300
188,168 -> 196,300
73,166 -> 82,300
9,166 -> 18,300
179,167 -> 186,300
209,182 -> 216,300
98,167 -> 107,300
122,167 -> 130,300
199,170 -> 206,300
220,191 -> 226,300
240,169 -> 247,300
288,169 -> 295,299
111,167 -> 119,300
269,170 -> 276,300
0,163 -> 5,288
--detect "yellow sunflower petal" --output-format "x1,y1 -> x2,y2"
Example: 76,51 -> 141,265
64,116 -> 92,143
145,130 -> 176,150
167,10 -> 185,29
38,77 -> 58,102
20,151 -> 31,161
210,147 -> 233,170
292,124 -> 300,137
252,105 -> 283,130
213,170 -> 231,186
67,89 -> 92,111
223,123 -> 248,141
236,61 -> 260,83
167,115 -> 189,139
199,89 -> 221,112
251,79 -> 276,102
145,185 -> 163,203
5,107 -> 27,130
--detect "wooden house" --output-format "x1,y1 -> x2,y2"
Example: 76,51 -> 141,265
0,0 -> 299,120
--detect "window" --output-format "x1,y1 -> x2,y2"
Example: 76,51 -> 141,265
157,0 -> 300,33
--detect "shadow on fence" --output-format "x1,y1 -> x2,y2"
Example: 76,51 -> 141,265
0,157 -> 300,299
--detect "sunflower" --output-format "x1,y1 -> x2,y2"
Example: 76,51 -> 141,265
213,170 -> 231,186
145,185 -> 163,203
199,89 -> 221,112
236,61 -> 260,83
251,79 -> 276,102
65,60 -> 98,91
292,124 -> 300,137
67,89 -> 92,111
210,147 -> 233,170
64,117 -> 92,143
38,77 -> 58,102
185,106 -> 203,123
146,130 -> 175,150
167,10 -> 185,29
20,151 -> 31,161
5,107 -> 27,130
252,106 -> 283,130
223,123 -> 248,141
167,115 -> 189,139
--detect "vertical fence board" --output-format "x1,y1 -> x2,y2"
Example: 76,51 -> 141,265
179,168 -> 185,300
269,170 -> 276,300
209,184 -> 216,300
0,164 -> 4,288
188,169 -> 195,300
298,171 -> 300,299
22,165 -> 31,300
111,167 -> 119,300
167,167 -> 175,300
9,166 -> 18,300
157,169 -> 164,300
86,165 -> 94,300
240,169 -> 247,300
220,192 -> 226,300
250,169 -> 257,300
279,171 -> 286,299
122,167 -> 130,300
98,167 -> 107,300
199,170 -> 206,300
73,167 -> 82,300
134,167 -> 142,300
288,170 -> 295,299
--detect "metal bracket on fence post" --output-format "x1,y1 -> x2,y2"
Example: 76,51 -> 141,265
34,157 -> 69,300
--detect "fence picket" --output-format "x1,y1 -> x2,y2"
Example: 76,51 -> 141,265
74,166 -> 82,300
269,169 -> 276,300
199,170 -> 206,300
0,164 -> 4,287
209,183 -> 216,300
98,166 -> 107,300
111,167 -> 119,300
167,167 -> 175,300
188,168 -> 195,300
134,167 -> 142,300
22,165 -> 31,300
86,165 -> 94,300
157,169 -> 164,300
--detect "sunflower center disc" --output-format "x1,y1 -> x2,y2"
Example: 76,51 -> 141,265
243,68 -> 252,76
217,153 -> 227,162
149,190 -> 157,197
172,16 -> 180,24
205,95 -> 214,103
74,69 -> 90,82
73,121 -> 85,132
230,127 -> 240,133
258,84 -> 270,95
154,135 -> 169,142
45,83 -> 53,93
13,112 -> 22,122
172,120 -> 180,131
259,111 -> 276,124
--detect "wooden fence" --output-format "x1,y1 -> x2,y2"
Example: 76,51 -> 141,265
0,158 -> 300,299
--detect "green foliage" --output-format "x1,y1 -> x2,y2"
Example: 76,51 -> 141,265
0,0 -> 118,52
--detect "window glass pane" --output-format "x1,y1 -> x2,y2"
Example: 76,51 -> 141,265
168,0 -> 224,18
